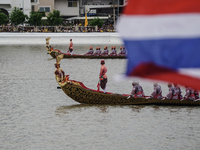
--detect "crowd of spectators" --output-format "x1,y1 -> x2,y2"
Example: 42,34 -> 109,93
0,25 -> 115,33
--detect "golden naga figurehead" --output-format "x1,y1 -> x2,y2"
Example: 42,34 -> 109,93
56,53 -> 64,64
46,37 -> 51,45
54,54 -> 69,84
46,37 -> 51,52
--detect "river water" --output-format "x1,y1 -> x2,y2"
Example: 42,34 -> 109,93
0,41 -> 200,150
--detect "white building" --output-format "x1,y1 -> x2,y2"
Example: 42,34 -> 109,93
34,0 -> 79,17
35,0 -> 124,18
0,0 -> 125,22
0,0 -> 39,17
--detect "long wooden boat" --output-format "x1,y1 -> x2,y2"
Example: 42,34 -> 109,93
46,37 -> 126,59
54,56 -> 200,106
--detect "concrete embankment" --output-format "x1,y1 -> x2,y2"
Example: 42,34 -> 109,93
0,32 -> 123,45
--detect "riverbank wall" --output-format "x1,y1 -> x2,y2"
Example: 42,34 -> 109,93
0,33 -> 123,45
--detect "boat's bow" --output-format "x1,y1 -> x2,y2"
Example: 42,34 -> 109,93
46,37 -> 51,54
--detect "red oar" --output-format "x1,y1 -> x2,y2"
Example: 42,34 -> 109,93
97,81 -> 100,92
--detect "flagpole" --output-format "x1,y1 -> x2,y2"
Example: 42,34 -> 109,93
85,10 -> 88,32
118,0 -> 119,18
113,0 -> 115,31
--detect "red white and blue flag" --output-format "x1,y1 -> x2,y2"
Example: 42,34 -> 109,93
117,0 -> 200,90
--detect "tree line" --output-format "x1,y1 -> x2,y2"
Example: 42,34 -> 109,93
0,7 -> 104,28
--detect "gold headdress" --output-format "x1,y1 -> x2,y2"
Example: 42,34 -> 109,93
56,53 -> 64,64
46,37 -> 51,45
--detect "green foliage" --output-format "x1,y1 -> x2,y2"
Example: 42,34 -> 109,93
0,10 -> 8,26
27,11 -> 43,26
47,9 -> 63,26
89,17 -> 103,28
10,7 -> 28,26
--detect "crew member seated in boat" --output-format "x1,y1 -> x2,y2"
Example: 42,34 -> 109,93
113,46 -> 117,54
130,82 -> 145,98
184,86 -> 195,100
119,46 -> 127,55
118,46 -> 123,55
174,83 -> 182,99
166,83 -> 178,99
69,39 -> 73,55
101,46 -> 109,56
84,46 -> 94,55
99,60 -> 107,93
110,46 -> 117,56
93,47 -> 100,56
150,83 -> 163,99
122,46 -> 127,55
54,62 -> 65,82
194,89 -> 199,99
98,47 -> 102,55
111,46 -> 113,51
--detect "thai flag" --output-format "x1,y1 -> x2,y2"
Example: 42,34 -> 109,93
117,0 -> 200,90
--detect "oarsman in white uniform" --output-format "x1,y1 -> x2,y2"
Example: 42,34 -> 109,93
173,83 -> 182,99
98,47 -> 102,55
122,46 -> 127,55
150,83 -> 163,99
110,46 -> 117,56
93,47 -> 100,56
118,46 -> 123,55
194,89 -> 199,99
101,46 -> 109,56
84,46 -> 94,55
184,87 -> 195,100
166,83 -> 178,99
130,82 -> 145,98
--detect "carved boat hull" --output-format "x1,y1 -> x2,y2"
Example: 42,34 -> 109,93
49,50 -> 126,59
58,80 -> 200,106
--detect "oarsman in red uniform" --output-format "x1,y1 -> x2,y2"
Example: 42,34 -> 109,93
130,82 -> 145,98
166,83 -> 178,99
150,83 -> 163,99
101,46 -> 109,56
173,83 -> 182,99
184,86 -> 195,100
99,60 -> 107,93
84,46 -> 94,55
69,39 -> 73,55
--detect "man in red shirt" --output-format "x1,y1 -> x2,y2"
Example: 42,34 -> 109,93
99,60 -> 107,93
69,39 -> 73,55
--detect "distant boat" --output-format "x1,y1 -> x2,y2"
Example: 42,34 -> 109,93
46,37 -> 126,59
